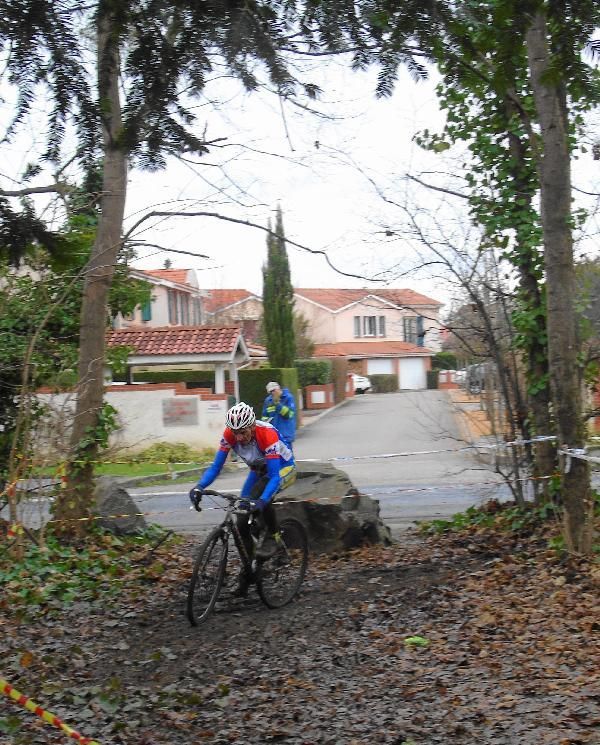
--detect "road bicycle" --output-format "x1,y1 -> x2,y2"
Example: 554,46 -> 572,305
186,489 -> 308,626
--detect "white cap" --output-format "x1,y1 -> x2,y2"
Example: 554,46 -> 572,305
266,381 -> 280,392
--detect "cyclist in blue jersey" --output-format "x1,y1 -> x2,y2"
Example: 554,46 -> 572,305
189,402 -> 296,596
261,381 -> 296,449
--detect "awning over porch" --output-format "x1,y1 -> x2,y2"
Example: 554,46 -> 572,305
106,325 -> 249,397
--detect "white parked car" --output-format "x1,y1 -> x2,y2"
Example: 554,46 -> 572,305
351,373 -> 372,394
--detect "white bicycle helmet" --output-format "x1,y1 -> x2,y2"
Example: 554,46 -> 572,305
226,402 -> 256,430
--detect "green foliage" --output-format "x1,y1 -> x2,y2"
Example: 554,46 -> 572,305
0,197 -> 63,266
238,367 -> 298,417
0,525 -> 176,617
419,499 -> 565,544
369,374 -> 398,393
106,346 -> 134,378
0,265 -> 80,475
0,214 -> 152,472
293,312 -> 315,359
295,359 -> 332,387
431,352 -> 458,370
0,2 -> 327,169
71,403 -> 119,472
132,442 -> 207,464
262,207 -> 296,368
426,370 -> 439,389
129,370 -> 214,387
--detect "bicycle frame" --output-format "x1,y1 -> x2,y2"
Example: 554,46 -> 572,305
187,488 -> 308,625
201,490 -> 264,578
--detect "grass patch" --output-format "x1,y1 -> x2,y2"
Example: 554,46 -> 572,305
94,461 -> 203,478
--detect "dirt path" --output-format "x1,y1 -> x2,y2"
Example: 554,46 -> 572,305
1,532 -> 598,745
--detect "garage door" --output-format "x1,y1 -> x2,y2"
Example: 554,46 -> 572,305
366,358 -> 394,375
399,358 -> 426,389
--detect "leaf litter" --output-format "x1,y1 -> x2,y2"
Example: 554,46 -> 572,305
0,523 -> 598,745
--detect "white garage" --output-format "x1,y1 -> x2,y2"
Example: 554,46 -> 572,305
366,358 -> 394,375
399,357 -> 427,389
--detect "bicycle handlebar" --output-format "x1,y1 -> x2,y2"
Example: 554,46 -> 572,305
200,489 -> 240,503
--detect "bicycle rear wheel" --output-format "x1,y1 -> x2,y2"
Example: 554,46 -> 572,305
256,518 -> 308,609
187,528 -> 228,626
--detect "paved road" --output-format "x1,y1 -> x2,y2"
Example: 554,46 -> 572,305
3,391 -> 517,535
131,390 -> 510,535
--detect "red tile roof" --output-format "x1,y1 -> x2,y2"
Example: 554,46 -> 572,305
247,342 -> 268,358
106,326 -> 243,355
137,269 -> 192,286
313,341 -> 432,357
204,289 -> 258,313
294,288 -> 442,310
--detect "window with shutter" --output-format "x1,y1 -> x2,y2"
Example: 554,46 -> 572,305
363,316 -> 376,336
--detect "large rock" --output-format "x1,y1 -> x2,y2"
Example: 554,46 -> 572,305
94,477 -> 147,535
276,461 -> 392,553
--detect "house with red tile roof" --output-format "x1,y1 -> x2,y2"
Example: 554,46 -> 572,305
203,289 -> 263,342
113,268 -> 207,329
294,288 -> 444,390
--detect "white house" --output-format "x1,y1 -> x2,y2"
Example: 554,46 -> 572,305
113,268 -> 207,329
293,288 -> 444,390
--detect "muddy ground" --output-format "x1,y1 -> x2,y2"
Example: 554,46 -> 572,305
1,529 -> 598,745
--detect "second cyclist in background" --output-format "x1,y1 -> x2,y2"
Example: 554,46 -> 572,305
189,402 -> 296,596
261,381 -> 296,449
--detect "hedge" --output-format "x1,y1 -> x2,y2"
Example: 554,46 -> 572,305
238,367 -> 299,418
117,369 -> 215,388
432,352 -> 458,371
330,357 -> 349,403
427,370 -> 439,389
295,359 -> 332,388
369,374 -> 398,393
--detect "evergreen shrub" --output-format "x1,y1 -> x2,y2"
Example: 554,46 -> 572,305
330,357 -> 349,403
117,370 -> 215,387
239,367 -> 299,416
295,359 -> 332,388
369,374 -> 398,393
432,352 -> 458,370
427,370 -> 439,389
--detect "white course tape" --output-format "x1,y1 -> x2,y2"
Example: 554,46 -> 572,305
296,435 -> 558,464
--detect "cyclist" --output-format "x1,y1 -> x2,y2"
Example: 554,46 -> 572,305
189,402 -> 296,597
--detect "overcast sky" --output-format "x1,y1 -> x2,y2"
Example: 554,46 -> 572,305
126,61 -> 457,304
3,49 -> 598,316
126,55 -> 599,312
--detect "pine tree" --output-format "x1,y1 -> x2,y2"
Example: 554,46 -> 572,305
0,1 -> 320,532
262,207 -> 296,368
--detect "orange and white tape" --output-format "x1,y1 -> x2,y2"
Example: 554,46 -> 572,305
0,677 -> 100,744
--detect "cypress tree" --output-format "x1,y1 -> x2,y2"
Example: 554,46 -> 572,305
262,206 -> 296,368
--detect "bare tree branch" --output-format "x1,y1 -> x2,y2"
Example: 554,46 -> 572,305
123,209 -> 386,282
0,183 -> 72,197
127,240 -> 210,260
406,174 -> 468,200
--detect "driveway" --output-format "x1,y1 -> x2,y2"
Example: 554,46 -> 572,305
125,390 -> 507,536
294,390 -> 505,530
4,391 -> 508,535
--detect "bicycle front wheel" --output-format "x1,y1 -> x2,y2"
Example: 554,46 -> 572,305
187,528 -> 228,626
256,518 -> 308,609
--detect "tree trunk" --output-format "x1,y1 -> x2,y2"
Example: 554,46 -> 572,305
526,10 -> 594,553
55,11 -> 127,534
504,95 -> 556,502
